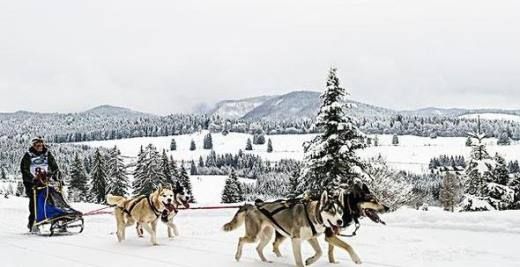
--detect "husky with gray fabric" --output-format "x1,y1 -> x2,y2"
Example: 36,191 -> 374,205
223,191 -> 343,267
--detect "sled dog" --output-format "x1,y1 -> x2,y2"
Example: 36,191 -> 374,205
223,191 -> 343,267
106,185 -> 176,245
136,182 -> 190,239
273,183 -> 389,265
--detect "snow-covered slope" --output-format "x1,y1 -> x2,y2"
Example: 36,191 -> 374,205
1,195 -> 519,267
207,91 -> 396,120
209,96 -> 274,119
459,113 -> 520,122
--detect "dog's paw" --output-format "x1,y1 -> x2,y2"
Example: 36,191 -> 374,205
305,257 -> 317,266
352,258 -> 362,264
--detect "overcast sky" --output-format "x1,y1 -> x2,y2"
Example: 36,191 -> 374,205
1,0 -> 519,115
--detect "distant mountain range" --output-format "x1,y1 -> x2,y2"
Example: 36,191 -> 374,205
2,94 -> 520,122
205,90 -> 520,120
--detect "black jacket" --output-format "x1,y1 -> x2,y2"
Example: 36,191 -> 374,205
20,146 -> 59,184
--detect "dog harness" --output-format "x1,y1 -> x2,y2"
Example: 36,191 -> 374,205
256,199 -> 322,237
120,195 -> 162,219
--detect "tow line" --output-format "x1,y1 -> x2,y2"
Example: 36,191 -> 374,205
81,204 -> 243,216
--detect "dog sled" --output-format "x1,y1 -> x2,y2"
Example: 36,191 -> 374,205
32,170 -> 84,236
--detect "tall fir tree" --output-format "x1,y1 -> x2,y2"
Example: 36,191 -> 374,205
69,153 -> 89,201
132,144 -> 166,195
90,149 -> 108,203
203,133 -> 213,149
0,167 -> 6,180
190,160 -> 198,175
190,139 -> 196,151
169,155 -> 179,182
198,156 -> 205,168
106,146 -> 129,197
221,169 -> 244,203
267,138 -> 273,153
84,155 -> 92,174
301,68 -> 366,197
178,165 -> 195,203
170,138 -> 177,151
392,135 -> 399,145
245,138 -> 253,151
160,149 -> 173,186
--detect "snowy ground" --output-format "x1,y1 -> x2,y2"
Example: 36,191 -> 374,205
1,195 -> 519,267
2,178 -> 520,267
78,131 -> 520,173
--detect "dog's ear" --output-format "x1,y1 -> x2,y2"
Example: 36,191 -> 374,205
338,190 -> 345,207
157,184 -> 163,193
169,183 -> 173,191
362,183 -> 369,193
320,191 -> 328,204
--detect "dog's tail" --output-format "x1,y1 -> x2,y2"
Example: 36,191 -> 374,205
106,194 -> 126,207
222,204 -> 252,232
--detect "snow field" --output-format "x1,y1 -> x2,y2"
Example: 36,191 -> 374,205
78,131 -> 520,174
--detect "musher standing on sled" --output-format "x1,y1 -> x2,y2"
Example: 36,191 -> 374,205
20,137 -> 59,232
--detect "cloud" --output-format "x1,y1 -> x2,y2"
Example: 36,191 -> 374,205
1,0 -> 519,114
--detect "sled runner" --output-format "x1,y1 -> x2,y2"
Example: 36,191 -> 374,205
32,170 -> 84,236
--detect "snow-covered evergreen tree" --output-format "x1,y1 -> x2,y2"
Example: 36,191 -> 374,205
301,68 -> 366,197
497,131 -> 511,146
462,120 -> 516,211
169,155 -> 179,182
374,135 -> 379,146
221,169 -> 244,203
465,136 -> 472,147
15,181 -> 24,197
190,160 -> 198,175
160,149 -> 173,186
198,156 -> 205,168
90,149 -> 108,203
132,144 -> 166,195
203,133 -> 213,149
170,138 -> 177,151
253,133 -> 266,145
190,139 -> 196,151
288,168 -> 300,198
106,146 -> 129,197
492,154 -> 509,185
178,165 -> 195,202
84,156 -> 92,175
267,138 -> 273,153
508,160 -> 520,174
245,138 -> 253,151
0,167 -> 6,180
69,153 -> 89,201
392,134 -> 399,145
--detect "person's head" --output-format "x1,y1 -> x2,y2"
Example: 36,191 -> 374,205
31,137 -> 45,152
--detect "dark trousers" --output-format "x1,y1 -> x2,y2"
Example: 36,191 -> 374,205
24,182 -> 35,228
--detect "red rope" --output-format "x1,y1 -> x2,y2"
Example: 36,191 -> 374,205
80,204 -> 243,217
82,206 -> 113,216
179,205 -> 243,210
